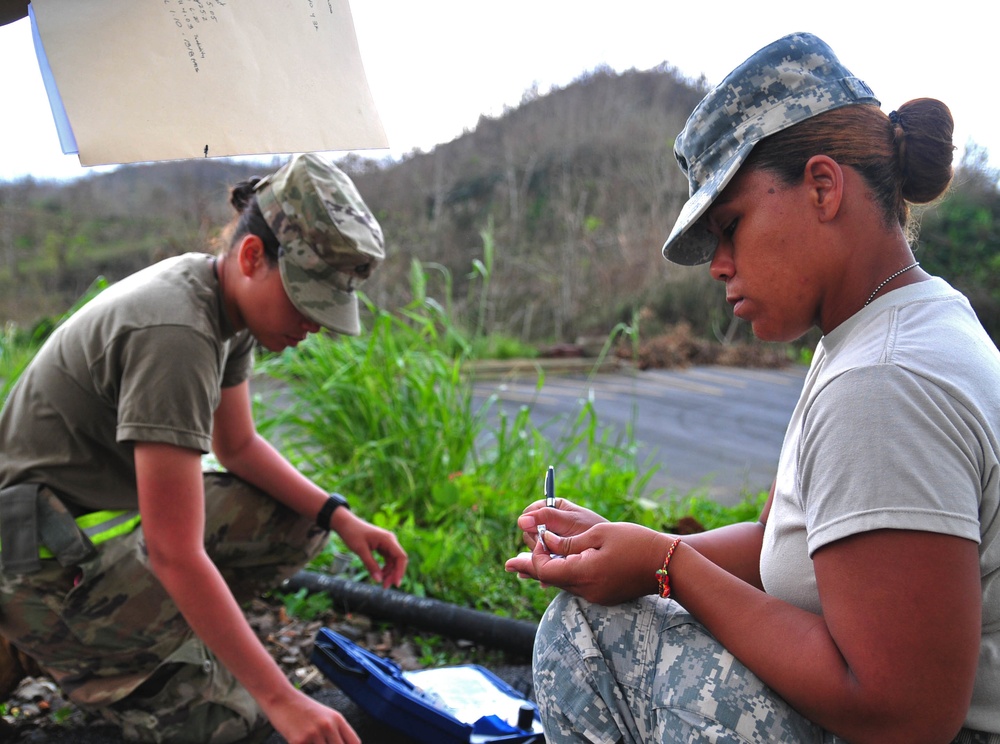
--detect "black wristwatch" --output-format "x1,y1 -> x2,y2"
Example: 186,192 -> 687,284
316,492 -> 350,530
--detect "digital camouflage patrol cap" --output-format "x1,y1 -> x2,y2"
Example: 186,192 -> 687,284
254,153 -> 384,335
662,32 -> 880,265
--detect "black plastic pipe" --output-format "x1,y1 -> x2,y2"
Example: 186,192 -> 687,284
284,570 -> 539,656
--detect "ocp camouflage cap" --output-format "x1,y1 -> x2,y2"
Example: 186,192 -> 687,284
254,153 -> 384,335
662,33 -> 880,265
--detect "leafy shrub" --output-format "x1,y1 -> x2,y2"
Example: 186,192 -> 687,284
252,252 -> 696,619
255,294 -> 674,618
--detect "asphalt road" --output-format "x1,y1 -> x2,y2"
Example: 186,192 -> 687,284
474,364 -> 807,506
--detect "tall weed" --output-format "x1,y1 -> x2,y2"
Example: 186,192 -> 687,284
255,249 -> 680,618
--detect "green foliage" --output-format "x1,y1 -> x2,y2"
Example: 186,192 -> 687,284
255,303 -> 479,502
276,587 -> 334,621
253,298 -> 613,616
467,333 -> 538,360
0,277 -> 109,400
411,634 -> 462,667
254,250 -> 751,621
668,491 -> 769,532
917,152 -> 1000,341
50,706 -> 76,725
920,198 -> 999,291
406,632 -> 507,667
0,327 -> 39,402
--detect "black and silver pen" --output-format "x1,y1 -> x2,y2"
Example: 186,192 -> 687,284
539,465 -> 559,556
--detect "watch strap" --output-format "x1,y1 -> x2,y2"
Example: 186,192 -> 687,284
316,492 -> 349,530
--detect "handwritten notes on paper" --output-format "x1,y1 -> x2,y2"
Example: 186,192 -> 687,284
29,0 -> 388,166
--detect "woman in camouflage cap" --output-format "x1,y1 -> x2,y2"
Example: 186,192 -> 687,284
508,33 -> 999,743
0,153 -> 407,743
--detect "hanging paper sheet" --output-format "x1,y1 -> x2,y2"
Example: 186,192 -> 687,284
28,0 -> 388,166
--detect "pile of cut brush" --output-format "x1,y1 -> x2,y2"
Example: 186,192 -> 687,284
621,322 -> 792,370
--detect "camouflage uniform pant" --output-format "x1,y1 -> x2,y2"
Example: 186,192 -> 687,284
533,593 -> 1000,744
532,592 -> 847,744
0,472 -> 329,743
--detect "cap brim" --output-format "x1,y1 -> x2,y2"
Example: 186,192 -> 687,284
661,141 -> 754,266
279,260 -> 362,336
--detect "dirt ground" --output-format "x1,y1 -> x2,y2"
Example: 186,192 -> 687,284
0,595 -> 536,742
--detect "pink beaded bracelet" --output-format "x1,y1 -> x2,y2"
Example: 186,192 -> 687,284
655,537 -> 683,599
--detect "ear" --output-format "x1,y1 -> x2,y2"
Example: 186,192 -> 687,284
803,155 -> 844,223
235,235 -> 267,277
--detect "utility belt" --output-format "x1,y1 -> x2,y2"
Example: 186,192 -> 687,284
0,483 -> 141,576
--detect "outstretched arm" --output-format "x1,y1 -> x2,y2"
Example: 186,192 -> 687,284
135,441 -> 360,744
211,381 -> 407,588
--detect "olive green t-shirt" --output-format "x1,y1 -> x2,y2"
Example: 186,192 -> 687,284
0,253 -> 256,511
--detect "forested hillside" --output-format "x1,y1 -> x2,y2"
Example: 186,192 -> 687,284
1,64 -> 998,346
346,64 -> 709,344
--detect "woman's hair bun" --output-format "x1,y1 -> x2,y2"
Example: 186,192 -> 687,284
230,177 -> 263,212
892,98 -> 955,205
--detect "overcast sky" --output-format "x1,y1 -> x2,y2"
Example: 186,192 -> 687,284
1,1 -> 997,182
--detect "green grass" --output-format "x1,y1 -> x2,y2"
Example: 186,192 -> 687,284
254,297 -> 673,618
254,256 -> 766,620
0,277 -> 109,399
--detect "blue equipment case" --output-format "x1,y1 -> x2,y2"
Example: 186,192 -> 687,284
311,627 -> 544,744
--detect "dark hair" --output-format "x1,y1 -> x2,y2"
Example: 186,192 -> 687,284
743,98 -> 955,232
219,177 -> 281,264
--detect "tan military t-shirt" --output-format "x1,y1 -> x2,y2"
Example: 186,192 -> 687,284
0,253 -> 255,511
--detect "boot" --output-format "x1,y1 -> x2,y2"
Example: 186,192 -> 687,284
0,636 -> 43,701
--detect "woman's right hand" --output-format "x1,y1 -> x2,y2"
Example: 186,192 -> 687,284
266,688 -> 361,744
506,521 -> 673,605
515,497 -> 608,551
331,508 -> 408,589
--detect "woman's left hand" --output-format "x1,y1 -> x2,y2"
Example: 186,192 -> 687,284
505,521 -> 672,605
330,509 -> 408,588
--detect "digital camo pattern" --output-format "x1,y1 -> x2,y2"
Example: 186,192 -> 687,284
0,473 -> 328,743
255,153 -> 385,336
532,592 -> 849,743
662,32 -> 880,266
